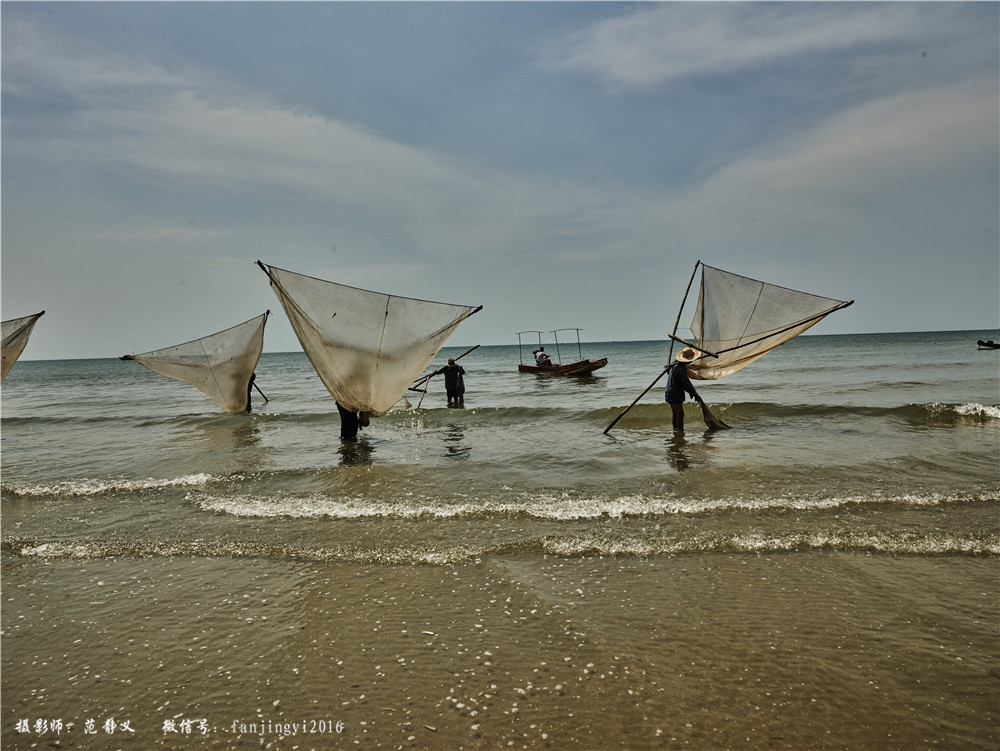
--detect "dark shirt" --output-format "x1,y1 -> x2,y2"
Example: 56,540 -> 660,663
437,364 -> 465,390
664,363 -> 697,403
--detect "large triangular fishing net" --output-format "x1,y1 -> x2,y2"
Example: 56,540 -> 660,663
261,264 -> 475,416
688,265 -> 851,380
1,311 -> 45,382
129,313 -> 268,412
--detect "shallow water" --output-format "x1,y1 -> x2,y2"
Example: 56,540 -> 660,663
2,331 -> 998,564
2,330 -> 998,749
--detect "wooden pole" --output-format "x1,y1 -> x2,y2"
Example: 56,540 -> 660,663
604,261 -> 701,435
410,344 -> 480,391
667,333 -> 719,359
602,365 -> 673,435
410,344 -> 481,406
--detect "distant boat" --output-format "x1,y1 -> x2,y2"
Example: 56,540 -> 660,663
1,311 -> 45,383
978,339 -> 1000,349
122,312 -> 269,413
516,329 -> 607,376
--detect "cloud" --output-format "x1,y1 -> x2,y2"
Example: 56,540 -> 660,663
545,3 -> 965,89
3,8 -> 996,356
662,76 -> 998,231
4,20 -> 635,268
2,17 -> 195,100
88,226 -> 240,243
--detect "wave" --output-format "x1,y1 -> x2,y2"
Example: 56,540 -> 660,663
187,488 -> 999,521
3,401 -> 995,432
4,530 -> 997,563
597,401 -> 1000,425
2,473 -> 215,498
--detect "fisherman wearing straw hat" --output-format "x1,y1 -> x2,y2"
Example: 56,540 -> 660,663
664,347 -> 704,431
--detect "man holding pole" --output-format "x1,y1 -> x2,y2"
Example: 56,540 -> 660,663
664,347 -> 704,431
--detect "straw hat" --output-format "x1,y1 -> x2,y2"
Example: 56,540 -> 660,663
675,347 -> 699,363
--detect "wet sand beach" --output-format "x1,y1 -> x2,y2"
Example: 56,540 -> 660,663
3,551 -> 997,750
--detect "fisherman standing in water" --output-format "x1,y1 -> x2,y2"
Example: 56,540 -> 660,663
246,372 -> 256,413
664,347 -> 704,431
336,402 -> 370,439
433,357 -> 466,405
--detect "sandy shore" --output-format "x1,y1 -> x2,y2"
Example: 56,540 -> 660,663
2,551 -> 997,750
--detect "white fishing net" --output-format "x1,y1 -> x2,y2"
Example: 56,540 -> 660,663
2,311 -> 45,382
688,265 -> 851,380
262,264 -> 475,416
130,313 -> 268,412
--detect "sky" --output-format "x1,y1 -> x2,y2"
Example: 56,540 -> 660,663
2,1 -> 998,360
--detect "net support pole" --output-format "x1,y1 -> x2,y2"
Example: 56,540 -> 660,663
602,364 -> 673,435
410,344 -> 481,391
604,260 -> 701,435
668,260 -> 701,362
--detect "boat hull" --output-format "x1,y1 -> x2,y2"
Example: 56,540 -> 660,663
518,358 -> 608,375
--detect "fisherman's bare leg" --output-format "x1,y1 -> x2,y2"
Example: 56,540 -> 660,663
670,403 -> 685,432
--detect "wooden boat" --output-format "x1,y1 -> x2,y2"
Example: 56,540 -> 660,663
516,329 -> 607,376
977,339 -> 1000,349
518,358 -> 608,375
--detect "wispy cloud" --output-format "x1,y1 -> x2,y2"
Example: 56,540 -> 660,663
3,7 -> 996,353
3,20 -> 629,264
88,226 -> 240,243
2,18 -> 196,100
668,75 -> 998,222
545,3 -> 967,89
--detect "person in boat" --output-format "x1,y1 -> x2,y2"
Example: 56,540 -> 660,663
664,347 -> 704,432
336,402 -> 370,439
533,347 -> 552,367
433,357 -> 466,405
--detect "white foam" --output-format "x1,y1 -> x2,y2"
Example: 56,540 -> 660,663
187,488 -> 996,521
955,402 -> 1000,419
10,473 -> 213,497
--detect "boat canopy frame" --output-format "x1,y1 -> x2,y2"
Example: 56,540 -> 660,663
516,328 -> 588,366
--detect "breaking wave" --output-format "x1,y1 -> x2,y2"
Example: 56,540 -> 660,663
3,473 -> 215,498
187,488 -> 999,521
5,530 -> 998,563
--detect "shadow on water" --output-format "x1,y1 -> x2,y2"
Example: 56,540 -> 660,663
443,424 -> 471,460
665,427 -> 719,473
338,437 -> 376,466
666,432 -> 692,472
170,414 -> 264,468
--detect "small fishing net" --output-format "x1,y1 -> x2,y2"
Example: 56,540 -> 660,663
2,311 -> 45,382
129,313 -> 268,412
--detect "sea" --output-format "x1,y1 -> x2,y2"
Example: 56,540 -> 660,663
2,330 -> 998,750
